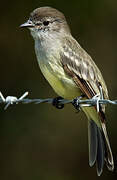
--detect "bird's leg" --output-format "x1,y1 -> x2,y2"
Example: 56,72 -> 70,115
52,96 -> 64,109
72,95 -> 85,111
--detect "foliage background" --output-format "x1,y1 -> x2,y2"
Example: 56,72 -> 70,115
0,0 -> 117,179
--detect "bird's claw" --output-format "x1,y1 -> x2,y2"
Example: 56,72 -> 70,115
52,97 -> 64,109
72,95 -> 85,111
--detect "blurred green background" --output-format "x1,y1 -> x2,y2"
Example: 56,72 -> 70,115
0,0 -> 117,179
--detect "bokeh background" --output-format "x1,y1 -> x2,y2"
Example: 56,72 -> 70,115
0,0 -> 117,179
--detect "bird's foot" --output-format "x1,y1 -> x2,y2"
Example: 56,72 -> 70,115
72,95 -> 85,111
52,96 -> 64,109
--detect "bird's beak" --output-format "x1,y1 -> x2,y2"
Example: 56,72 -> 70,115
20,20 -> 34,28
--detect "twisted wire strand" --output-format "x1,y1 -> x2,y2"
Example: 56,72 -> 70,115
0,91 -> 117,110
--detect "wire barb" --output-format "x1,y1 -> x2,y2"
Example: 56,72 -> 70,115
0,91 -> 29,110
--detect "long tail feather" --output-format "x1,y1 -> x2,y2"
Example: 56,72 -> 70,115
101,123 -> 114,171
88,119 -> 114,176
96,127 -> 105,176
88,120 -> 97,167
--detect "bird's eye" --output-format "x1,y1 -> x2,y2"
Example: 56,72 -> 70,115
43,21 -> 49,26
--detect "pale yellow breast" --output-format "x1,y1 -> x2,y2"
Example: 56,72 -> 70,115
38,61 -> 81,100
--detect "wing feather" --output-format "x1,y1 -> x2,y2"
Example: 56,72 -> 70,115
60,37 -> 108,100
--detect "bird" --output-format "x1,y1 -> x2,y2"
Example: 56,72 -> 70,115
20,6 -> 114,176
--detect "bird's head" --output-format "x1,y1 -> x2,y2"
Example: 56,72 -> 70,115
20,7 -> 70,39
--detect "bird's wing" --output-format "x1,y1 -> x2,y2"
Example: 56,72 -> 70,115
60,36 -> 108,105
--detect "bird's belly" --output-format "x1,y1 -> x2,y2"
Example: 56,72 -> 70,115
39,62 -> 81,100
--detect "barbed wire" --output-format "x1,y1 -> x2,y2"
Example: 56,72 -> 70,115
0,88 -> 117,111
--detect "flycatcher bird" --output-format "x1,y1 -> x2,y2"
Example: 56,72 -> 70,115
20,6 -> 114,176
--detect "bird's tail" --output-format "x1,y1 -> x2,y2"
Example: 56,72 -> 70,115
88,119 -> 114,176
